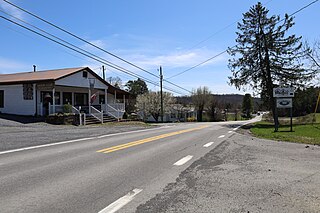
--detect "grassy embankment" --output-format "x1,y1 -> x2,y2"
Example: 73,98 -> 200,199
250,113 -> 320,145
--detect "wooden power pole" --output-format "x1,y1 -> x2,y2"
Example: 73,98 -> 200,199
160,66 -> 164,123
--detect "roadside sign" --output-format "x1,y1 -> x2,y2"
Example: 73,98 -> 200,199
273,87 -> 294,98
277,98 -> 293,108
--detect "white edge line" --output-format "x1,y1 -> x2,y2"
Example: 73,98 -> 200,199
203,142 -> 214,148
173,155 -> 193,166
0,126 -> 167,155
98,188 -> 143,213
218,135 -> 225,138
0,137 -> 96,155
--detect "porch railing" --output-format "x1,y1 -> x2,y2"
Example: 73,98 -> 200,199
108,103 -> 125,112
90,106 -> 103,124
106,104 -> 122,120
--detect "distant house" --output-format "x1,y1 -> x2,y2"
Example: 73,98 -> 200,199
0,67 -> 129,120
140,104 -> 197,122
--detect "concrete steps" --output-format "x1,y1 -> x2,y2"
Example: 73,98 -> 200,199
85,114 -> 118,125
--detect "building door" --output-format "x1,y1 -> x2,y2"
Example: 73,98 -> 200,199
74,93 -> 88,106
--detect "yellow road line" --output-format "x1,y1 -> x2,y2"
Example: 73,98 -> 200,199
97,125 -> 209,154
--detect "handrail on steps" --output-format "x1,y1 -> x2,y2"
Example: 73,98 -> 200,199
90,106 -> 103,124
106,104 -> 120,121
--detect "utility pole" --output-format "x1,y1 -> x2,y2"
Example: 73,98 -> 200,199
102,65 -> 105,80
160,66 -> 164,123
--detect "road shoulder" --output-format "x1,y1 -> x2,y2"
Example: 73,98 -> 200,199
136,132 -> 320,213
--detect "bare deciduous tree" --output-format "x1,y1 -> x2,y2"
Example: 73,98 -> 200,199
136,91 -> 175,122
192,86 -> 211,122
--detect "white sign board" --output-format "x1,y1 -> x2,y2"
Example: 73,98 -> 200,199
273,87 -> 294,98
277,98 -> 293,108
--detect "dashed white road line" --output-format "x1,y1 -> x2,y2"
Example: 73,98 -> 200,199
233,127 -> 240,131
173,155 -> 193,166
218,135 -> 225,138
228,131 -> 233,134
98,188 -> 142,213
203,142 -> 214,147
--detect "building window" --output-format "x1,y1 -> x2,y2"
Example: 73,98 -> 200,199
74,93 -> 88,106
54,92 -> 61,105
40,91 -> 60,105
83,71 -> 88,78
63,92 -> 72,105
0,90 -> 4,108
99,95 -> 105,104
23,84 -> 33,100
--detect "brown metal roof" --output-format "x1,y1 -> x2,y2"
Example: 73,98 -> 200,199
0,67 -> 130,96
0,67 -> 85,84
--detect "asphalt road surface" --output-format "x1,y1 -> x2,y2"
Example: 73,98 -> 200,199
1,116 -> 319,213
0,119 -> 251,213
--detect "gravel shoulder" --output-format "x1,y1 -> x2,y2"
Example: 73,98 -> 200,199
0,117 -> 158,151
136,132 -> 320,213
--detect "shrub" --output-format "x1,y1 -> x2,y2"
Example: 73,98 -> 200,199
63,104 -> 73,113
187,116 -> 196,122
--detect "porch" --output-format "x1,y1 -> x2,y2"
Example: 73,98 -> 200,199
37,85 -> 127,124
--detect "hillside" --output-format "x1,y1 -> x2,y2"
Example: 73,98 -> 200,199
176,94 -> 264,110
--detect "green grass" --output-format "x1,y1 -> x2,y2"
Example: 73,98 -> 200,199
226,113 -> 249,121
250,113 -> 320,145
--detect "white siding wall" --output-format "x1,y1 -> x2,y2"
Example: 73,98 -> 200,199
55,71 -> 106,89
107,93 -> 115,104
0,85 -> 35,115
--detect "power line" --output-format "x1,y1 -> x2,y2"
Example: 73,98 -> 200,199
188,0 -> 273,50
0,8 -> 148,80
0,15 -> 187,95
167,50 -> 228,80
166,0 -> 319,80
3,0 -> 159,79
2,0 -> 191,94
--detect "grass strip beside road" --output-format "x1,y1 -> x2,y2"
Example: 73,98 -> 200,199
250,114 -> 320,145
97,125 -> 209,154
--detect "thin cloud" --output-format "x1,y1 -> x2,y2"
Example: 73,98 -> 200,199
118,49 -> 228,70
0,57 -> 29,74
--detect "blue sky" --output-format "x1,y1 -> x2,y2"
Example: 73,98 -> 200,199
0,0 -> 319,95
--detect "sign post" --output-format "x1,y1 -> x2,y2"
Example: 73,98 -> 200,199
273,87 -> 294,132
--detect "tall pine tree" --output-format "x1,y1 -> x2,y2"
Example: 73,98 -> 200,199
228,2 -> 316,131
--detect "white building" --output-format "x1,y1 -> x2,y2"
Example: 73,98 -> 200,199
0,67 -> 129,121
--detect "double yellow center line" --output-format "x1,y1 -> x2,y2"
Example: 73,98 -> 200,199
97,125 -> 209,154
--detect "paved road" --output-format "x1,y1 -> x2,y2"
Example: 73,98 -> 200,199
136,127 -> 320,213
0,120 -> 251,213
0,121 -> 156,152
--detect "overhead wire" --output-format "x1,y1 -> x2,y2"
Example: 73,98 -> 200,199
188,0 -> 273,50
0,15 -> 187,95
166,0 -> 319,80
2,0 -> 191,94
3,0 -> 159,79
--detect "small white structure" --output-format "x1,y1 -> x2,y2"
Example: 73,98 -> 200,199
0,67 -> 129,121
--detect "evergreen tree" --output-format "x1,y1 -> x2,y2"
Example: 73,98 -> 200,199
125,78 -> 148,113
228,2 -> 316,131
242,93 -> 253,118
125,78 -> 148,97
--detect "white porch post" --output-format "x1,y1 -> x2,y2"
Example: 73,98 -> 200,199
105,88 -> 108,113
114,90 -> 117,104
123,94 -> 126,111
88,78 -> 95,115
88,88 -> 91,114
52,87 -> 56,114
72,92 -> 75,106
